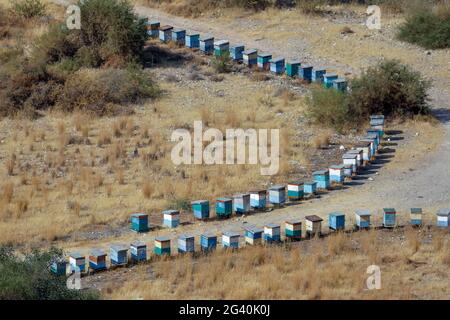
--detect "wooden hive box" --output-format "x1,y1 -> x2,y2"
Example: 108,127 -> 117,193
178,234 -> 195,254
323,73 -> 338,88
186,33 -> 200,48
230,45 -> 245,61
163,209 -> 180,228
410,208 -> 423,226
69,252 -> 85,273
130,241 -> 147,263
200,233 -> 217,252
355,142 -> 372,164
257,53 -> 272,70
355,210 -> 371,228
303,181 -> 317,196
216,197 -> 233,218
191,200 -> 210,219
146,21 -> 160,38
110,244 -> 128,266
269,57 -> 285,74
361,137 -> 376,160
329,165 -> 345,184
233,193 -> 250,214
366,132 -> 379,153
367,129 -> 382,143
342,153 -> 358,174
50,260 -> 67,276
268,185 -> 286,206
159,25 -> 173,42
264,223 -> 281,243
383,208 -> 397,228
287,181 -> 304,201
286,60 -> 301,77
343,164 -> 353,179
89,249 -> 107,271
172,28 -> 186,45
199,35 -> 214,54
347,149 -> 363,168
244,226 -> 263,245
312,68 -> 327,83
328,212 -> 346,231
214,40 -> 230,57
222,231 -> 240,249
305,215 -> 323,237
313,170 -> 330,190
130,213 -> 149,233
285,220 -> 302,240
370,115 -> 385,137
332,78 -> 348,92
436,209 -> 450,227
243,49 -> 258,66
299,65 -> 313,83
154,237 -> 171,256
249,189 -> 266,209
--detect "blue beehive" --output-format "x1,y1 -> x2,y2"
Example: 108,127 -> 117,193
287,181 -> 304,201
146,21 -> 160,38
154,237 -> 171,256
343,164 -> 353,179
159,25 -> 173,42
329,212 -> 346,231
370,115 -> 385,137
286,61 -> 301,77
192,200 -> 209,219
367,129 -> 382,143
366,132 -> 379,151
329,165 -> 345,184
243,49 -> 257,66
250,189 -> 266,209
383,208 -> 397,228
257,53 -> 272,70
110,244 -> 128,266
216,197 -> 233,218
312,68 -> 327,83
214,40 -> 230,57
343,153 -> 358,173
313,170 -> 330,190
89,249 -> 107,271
185,33 -> 200,48
172,28 -> 186,45
436,209 -> 450,227
178,234 -> 195,254
323,73 -> 338,88
130,213 -> 149,233
285,220 -> 302,240
130,241 -> 147,262
410,208 -> 423,226
222,231 -> 240,249
200,233 -> 217,252
303,181 -> 317,196
268,185 -> 286,206
264,223 -> 281,243
163,209 -> 180,228
229,45 -> 245,61
69,252 -> 85,273
355,210 -> 371,228
363,135 -> 377,158
333,78 -> 348,92
269,57 -> 285,74
199,36 -> 214,54
244,226 -> 263,245
51,260 -> 67,276
233,193 -> 250,214
299,65 -> 313,82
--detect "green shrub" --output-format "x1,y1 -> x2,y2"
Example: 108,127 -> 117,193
10,0 -> 46,19
211,53 -> 232,73
167,197 -> 191,211
0,246 -> 99,300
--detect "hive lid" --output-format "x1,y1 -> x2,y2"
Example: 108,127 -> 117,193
270,57 -> 285,63
347,149 -> 362,154
69,252 -> 84,259
110,243 -> 128,252
223,231 -> 240,237
131,240 -> 146,248
90,249 -> 106,257
313,67 -> 327,72
191,200 -> 208,204
160,25 -> 173,31
287,60 -> 301,65
383,208 -> 396,214
178,234 -> 194,240
200,35 -> 214,41
214,40 -> 229,46
258,53 -> 272,58
285,219 -> 302,225
155,236 -> 171,242
187,32 -> 200,37
131,212 -> 147,218
217,197 -> 232,202
162,209 -> 179,215
305,215 -> 323,222
245,226 -> 263,233
243,49 -> 257,55
329,164 -> 345,170
437,208 -> 450,216
324,73 -> 338,78
265,223 -> 280,229
313,169 -> 329,175
231,44 -> 245,48
172,28 -> 186,33
301,64 -> 313,69
370,115 -> 385,120
233,193 -> 250,198
249,189 -> 266,194
356,209 -> 371,216
410,208 -> 422,214
304,181 -> 317,185
149,21 -> 160,26
269,185 -> 285,191
201,232 -> 217,238
288,181 -> 303,186
342,153 -> 358,159
329,212 -> 345,217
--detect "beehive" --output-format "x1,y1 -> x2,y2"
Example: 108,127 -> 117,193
222,231 -> 240,249
257,53 -> 272,70
199,36 -> 214,54
243,49 -> 258,66
215,197 -> 233,218
313,170 -> 330,190
286,61 -> 301,77
268,185 -> 286,206
312,68 -> 327,83
233,193 -> 250,214
285,220 -> 302,240
191,200 -> 210,219
355,210 -> 371,228
361,138 -> 376,160
323,73 -> 339,88
299,65 -> 313,82
130,241 -> 147,262
185,33 -> 200,48
436,209 -> 450,227
328,212 -> 345,231
287,181 -> 304,201
332,78 -> 348,92
110,244 -> 128,266
250,189 -> 266,209
159,25 -> 173,42
154,237 -> 171,256
178,235 -> 195,253
343,164 -> 353,179
342,153 -> 358,173
329,165 -> 345,184
264,223 -> 281,243
89,249 -> 107,271
230,45 -> 245,61
355,142 -> 372,163
370,115 -> 385,137
269,57 -> 285,74
146,21 -> 160,38
410,208 -> 423,226
163,209 -> 180,228
50,260 -> 67,276
130,213 -> 149,233
69,252 -> 85,273
383,208 -> 397,228
347,149 -> 363,168
303,181 -> 317,196
305,215 -> 323,237
214,40 -> 230,57
367,129 -> 382,143
245,226 -> 263,245
365,132 -> 379,153
172,28 -> 186,45
200,233 -> 217,252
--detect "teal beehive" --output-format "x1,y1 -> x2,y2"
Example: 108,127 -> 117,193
257,53 -> 272,70
154,237 -> 171,256
333,78 -> 348,92
410,208 -> 423,226
313,169 -> 330,190
130,213 -> 149,233
216,197 -> 233,218
214,40 -> 230,57
285,220 -> 302,240
192,200 -> 209,219
323,73 -> 338,88
299,65 -> 313,82
329,212 -> 345,231
383,208 -> 396,228
312,68 -> 327,83
286,61 -> 301,77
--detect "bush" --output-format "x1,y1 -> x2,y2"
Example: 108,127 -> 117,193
211,53 -> 232,73
11,0 -> 46,19
0,246 -> 99,300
